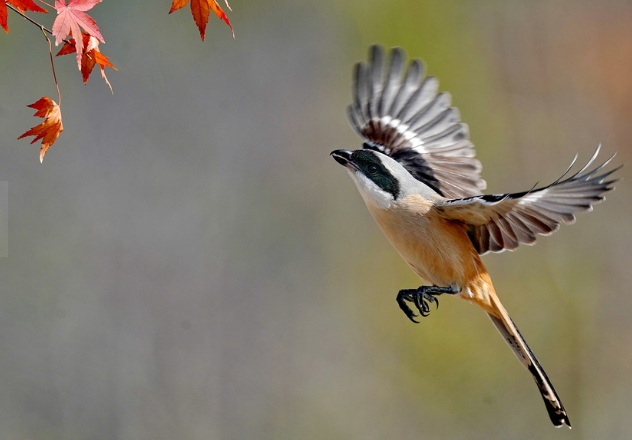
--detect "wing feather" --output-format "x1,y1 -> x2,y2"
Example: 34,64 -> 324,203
436,147 -> 620,254
378,48 -> 406,121
348,45 -> 486,198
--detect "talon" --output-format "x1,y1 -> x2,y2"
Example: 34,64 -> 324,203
413,293 -> 425,315
406,309 -> 420,324
396,284 -> 459,321
396,290 -> 420,323
431,296 -> 440,310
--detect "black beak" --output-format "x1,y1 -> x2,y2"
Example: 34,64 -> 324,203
331,149 -> 353,166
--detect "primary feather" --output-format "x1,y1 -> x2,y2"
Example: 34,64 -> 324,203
435,147 -> 621,254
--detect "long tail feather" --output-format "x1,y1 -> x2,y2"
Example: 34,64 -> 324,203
487,306 -> 571,428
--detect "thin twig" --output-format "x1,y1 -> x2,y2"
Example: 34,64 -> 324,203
35,0 -> 55,10
7,3 -> 74,48
41,28 -> 62,105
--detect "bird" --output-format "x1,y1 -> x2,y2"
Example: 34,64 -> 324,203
331,45 -> 621,428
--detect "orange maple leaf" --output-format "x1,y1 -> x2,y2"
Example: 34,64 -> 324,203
57,32 -> 117,91
1,0 -> 47,33
169,0 -> 234,40
52,0 -> 104,69
18,97 -> 64,163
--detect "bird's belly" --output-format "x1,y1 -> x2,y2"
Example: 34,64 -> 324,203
392,232 -> 470,286
368,203 -> 482,290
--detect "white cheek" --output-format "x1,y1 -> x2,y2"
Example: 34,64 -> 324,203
349,170 -> 394,209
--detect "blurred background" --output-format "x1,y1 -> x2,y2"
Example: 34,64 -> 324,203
1,0 -> 631,438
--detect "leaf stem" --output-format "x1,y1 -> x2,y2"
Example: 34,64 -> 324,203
41,28 -> 62,106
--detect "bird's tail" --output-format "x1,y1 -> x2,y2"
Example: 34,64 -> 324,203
487,297 -> 571,428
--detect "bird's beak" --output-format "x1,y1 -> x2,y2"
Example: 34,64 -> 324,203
331,149 -> 353,167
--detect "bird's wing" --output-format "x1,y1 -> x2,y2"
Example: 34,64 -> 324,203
434,147 -> 620,254
347,44 -> 486,198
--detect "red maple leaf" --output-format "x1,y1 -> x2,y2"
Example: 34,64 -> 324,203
169,0 -> 234,41
52,0 -> 104,69
18,97 -> 64,163
1,0 -> 47,33
57,32 -> 117,91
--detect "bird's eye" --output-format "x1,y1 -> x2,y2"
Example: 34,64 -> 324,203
367,165 -> 379,175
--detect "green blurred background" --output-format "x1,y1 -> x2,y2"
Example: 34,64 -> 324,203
1,0 -> 631,438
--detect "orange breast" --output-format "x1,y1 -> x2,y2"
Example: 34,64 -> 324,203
366,194 -> 495,309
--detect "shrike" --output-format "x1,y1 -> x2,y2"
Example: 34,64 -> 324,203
331,45 -> 620,428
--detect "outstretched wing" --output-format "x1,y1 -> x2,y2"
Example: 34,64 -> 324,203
434,147 -> 620,255
347,44 -> 486,198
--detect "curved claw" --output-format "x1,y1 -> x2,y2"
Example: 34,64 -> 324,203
433,296 -> 440,310
406,308 -> 419,323
404,309 -> 419,324
406,308 -> 420,323
413,292 -> 425,314
397,285 -> 456,322
418,299 -> 430,317
397,290 -> 421,323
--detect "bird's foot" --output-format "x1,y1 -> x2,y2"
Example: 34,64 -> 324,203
396,284 -> 460,323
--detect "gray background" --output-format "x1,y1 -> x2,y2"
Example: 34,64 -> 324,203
0,181 -> 6,257
1,1 -> 631,438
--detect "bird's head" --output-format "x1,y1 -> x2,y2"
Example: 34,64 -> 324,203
331,148 -> 434,208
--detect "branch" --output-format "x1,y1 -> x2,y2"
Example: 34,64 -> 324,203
7,3 -> 74,48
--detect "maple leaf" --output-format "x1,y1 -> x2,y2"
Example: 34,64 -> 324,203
57,32 -> 117,92
52,0 -> 104,69
169,0 -> 234,41
18,97 -> 64,163
1,0 -> 48,33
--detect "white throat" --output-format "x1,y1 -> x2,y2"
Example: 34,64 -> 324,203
348,169 -> 394,209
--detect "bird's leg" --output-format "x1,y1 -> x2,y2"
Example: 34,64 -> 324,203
396,284 -> 461,323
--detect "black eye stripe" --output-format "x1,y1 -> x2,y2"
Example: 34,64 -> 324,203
352,151 -> 384,171
351,150 -> 400,199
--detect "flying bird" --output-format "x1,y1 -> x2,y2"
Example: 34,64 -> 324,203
331,45 -> 621,428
